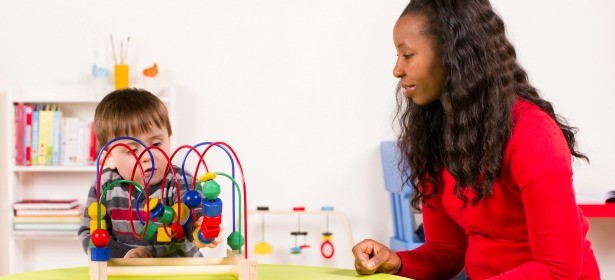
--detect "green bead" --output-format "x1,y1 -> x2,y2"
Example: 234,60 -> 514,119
227,231 -> 245,251
203,180 -> 221,200
158,206 -> 175,225
139,222 -> 158,240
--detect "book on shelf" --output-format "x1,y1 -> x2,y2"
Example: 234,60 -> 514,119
24,104 -> 33,166
13,215 -> 82,224
14,205 -> 83,217
38,104 -> 54,165
31,104 -> 40,165
52,106 -> 62,165
15,102 -> 23,166
13,223 -> 81,231
13,199 -> 80,210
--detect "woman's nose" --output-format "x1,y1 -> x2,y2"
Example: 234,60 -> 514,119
393,61 -> 404,78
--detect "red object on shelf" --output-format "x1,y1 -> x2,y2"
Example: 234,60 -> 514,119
578,204 -> 615,218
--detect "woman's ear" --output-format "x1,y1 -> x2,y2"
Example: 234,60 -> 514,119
101,150 -> 117,169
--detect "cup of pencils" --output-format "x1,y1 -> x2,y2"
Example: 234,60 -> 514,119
110,34 -> 131,89
114,64 -> 129,89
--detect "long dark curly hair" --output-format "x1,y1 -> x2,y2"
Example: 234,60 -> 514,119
395,0 -> 588,209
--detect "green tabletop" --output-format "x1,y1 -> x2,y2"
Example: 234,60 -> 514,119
0,264 -> 406,280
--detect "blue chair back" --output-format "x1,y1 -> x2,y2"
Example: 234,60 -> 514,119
379,141 -> 423,250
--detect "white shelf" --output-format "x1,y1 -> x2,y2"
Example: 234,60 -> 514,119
12,231 -> 79,240
9,84 -> 170,103
12,165 -> 96,172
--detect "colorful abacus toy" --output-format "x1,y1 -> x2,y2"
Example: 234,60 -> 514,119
88,137 -> 256,280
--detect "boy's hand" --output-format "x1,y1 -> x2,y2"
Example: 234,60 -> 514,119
352,239 -> 401,275
124,247 -> 153,258
193,216 -> 224,248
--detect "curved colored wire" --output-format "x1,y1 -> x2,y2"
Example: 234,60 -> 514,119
94,136 -> 155,199
131,146 -> 183,239
181,142 -> 237,231
96,142 -> 151,238
97,179 -> 151,240
215,171 -> 243,254
201,142 -> 248,259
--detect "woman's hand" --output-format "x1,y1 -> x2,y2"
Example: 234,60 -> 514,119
352,239 -> 401,275
124,247 -> 152,258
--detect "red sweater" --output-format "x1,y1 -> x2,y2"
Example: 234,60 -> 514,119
396,100 -> 600,280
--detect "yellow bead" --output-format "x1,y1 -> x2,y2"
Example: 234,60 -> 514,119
198,172 -> 216,182
157,227 -> 172,242
147,197 -> 160,211
322,235 -> 332,241
172,203 -> 190,222
90,220 -> 106,234
88,203 -> 106,219
192,228 -> 205,248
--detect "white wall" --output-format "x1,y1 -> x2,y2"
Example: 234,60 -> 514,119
0,0 -> 614,277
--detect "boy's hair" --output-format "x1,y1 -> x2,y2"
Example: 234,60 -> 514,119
94,88 -> 172,147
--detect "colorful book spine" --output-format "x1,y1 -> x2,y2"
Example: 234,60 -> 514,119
51,106 -> 62,165
14,103 -> 23,166
31,104 -> 40,165
61,117 -> 79,165
24,104 -> 33,166
88,122 -> 97,164
38,105 -> 49,165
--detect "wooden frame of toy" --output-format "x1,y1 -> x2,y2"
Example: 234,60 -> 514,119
87,138 -> 256,280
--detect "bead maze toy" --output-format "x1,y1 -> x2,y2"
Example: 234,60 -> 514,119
250,206 -> 352,260
88,137 -> 256,280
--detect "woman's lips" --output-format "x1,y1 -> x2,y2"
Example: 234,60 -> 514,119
402,85 -> 416,97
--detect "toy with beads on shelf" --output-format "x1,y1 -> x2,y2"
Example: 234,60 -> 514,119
88,137 -> 256,280
250,206 -> 351,260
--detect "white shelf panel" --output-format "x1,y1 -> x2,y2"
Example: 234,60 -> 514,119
12,165 -> 97,172
12,231 -> 79,240
9,85 -> 170,103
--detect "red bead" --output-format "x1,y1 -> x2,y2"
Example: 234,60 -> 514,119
91,229 -> 110,247
200,222 -> 220,239
170,222 -> 185,241
292,206 -> 305,211
204,215 -> 222,227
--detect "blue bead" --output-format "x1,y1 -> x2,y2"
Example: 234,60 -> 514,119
203,198 -> 223,217
90,247 -> 110,261
183,190 -> 202,209
197,230 -> 213,244
149,203 -> 164,218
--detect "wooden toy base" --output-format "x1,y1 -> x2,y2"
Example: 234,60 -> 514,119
89,251 -> 257,280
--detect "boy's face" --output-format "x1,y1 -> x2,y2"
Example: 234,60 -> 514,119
105,126 -> 171,188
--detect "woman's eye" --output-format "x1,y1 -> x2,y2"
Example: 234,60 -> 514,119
153,143 -> 161,147
403,53 -> 414,59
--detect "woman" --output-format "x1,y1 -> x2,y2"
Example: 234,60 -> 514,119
352,0 -> 601,279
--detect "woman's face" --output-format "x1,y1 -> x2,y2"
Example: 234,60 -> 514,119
393,14 -> 445,106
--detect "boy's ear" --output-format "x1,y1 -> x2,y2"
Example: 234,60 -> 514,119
102,150 -> 117,169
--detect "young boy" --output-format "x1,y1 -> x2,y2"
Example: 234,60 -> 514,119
78,88 -> 219,258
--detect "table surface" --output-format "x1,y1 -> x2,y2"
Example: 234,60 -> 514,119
0,264 -> 406,280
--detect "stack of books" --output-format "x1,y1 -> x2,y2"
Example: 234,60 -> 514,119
12,199 -> 83,232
